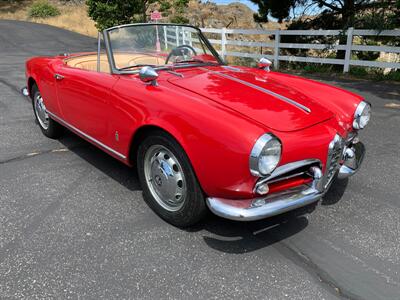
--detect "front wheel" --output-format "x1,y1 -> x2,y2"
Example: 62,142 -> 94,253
31,84 -> 63,139
137,131 -> 207,227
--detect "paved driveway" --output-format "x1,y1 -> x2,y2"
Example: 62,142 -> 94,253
1,20 -> 399,299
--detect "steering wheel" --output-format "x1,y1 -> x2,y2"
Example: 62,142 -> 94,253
165,45 -> 197,64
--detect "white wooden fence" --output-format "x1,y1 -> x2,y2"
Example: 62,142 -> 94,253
193,27 -> 400,73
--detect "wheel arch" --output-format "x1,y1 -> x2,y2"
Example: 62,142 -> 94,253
127,123 -> 206,193
27,77 -> 37,99
128,124 -> 190,167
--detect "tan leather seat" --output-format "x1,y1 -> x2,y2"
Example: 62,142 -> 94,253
65,53 -> 166,73
72,60 -> 110,72
65,54 -> 110,73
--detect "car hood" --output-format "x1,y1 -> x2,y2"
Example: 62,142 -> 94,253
167,66 -> 334,132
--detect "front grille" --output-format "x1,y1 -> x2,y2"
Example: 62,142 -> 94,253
324,135 -> 344,189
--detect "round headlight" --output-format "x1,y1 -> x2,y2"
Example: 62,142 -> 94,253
249,133 -> 282,176
353,101 -> 371,130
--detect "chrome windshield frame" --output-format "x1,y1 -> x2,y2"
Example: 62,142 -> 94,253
102,23 -> 224,75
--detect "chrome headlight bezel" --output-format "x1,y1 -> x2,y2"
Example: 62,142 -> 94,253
353,101 -> 371,130
249,133 -> 282,177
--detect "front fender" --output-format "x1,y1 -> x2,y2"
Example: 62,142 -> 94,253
25,57 -> 60,115
111,76 -> 266,199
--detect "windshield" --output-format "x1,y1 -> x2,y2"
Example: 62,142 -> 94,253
105,24 -> 222,71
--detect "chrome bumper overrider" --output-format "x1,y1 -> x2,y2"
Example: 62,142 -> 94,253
338,141 -> 365,179
207,141 -> 365,221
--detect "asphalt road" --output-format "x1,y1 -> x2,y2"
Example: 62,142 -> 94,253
1,20 -> 399,299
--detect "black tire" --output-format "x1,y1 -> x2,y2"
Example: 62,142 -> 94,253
31,84 -> 63,139
137,131 -> 207,227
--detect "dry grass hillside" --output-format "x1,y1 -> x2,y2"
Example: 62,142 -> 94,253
0,0 -> 98,36
0,0 -> 282,37
186,1 -> 284,30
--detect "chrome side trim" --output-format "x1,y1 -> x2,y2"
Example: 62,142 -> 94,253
47,111 -> 127,160
201,68 -> 311,113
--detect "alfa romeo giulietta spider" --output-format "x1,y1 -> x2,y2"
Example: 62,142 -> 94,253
24,23 -> 371,226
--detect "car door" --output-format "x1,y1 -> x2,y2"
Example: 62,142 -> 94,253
53,62 -> 119,147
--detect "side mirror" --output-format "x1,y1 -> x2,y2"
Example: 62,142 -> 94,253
139,66 -> 158,86
258,57 -> 272,72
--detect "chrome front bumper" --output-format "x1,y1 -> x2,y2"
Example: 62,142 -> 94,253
206,166 -> 324,221
207,141 -> 365,221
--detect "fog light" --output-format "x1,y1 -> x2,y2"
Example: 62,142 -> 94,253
344,148 -> 355,160
21,86 -> 29,97
255,183 -> 269,195
252,198 -> 266,207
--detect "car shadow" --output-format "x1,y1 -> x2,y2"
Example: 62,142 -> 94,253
58,130 -> 142,192
321,177 -> 349,206
57,130 -> 311,253
190,214 -> 309,254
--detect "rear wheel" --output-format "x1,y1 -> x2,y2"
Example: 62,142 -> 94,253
31,84 -> 63,138
137,131 -> 207,227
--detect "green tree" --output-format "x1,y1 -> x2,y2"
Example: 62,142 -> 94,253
250,0 -> 399,30
87,0 -> 190,31
87,0 -> 156,31
250,0 -> 399,61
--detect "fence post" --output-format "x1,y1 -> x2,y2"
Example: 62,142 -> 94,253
221,27 -> 227,61
274,30 -> 280,70
343,27 -> 354,73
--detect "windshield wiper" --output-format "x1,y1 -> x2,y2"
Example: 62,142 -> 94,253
119,64 -> 157,70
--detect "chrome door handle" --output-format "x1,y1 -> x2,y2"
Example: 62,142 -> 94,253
54,74 -> 64,80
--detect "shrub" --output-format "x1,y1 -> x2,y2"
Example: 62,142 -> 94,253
371,69 -> 400,81
232,56 -> 256,67
303,64 -> 333,73
28,1 -> 60,18
384,70 -> 400,81
354,40 -> 380,61
349,66 -> 369,77
349,67 -> 400,81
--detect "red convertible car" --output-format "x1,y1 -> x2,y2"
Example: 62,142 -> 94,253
24,23 -> 370,226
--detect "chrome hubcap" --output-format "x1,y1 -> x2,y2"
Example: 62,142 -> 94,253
34,93 -> 49,130
144,145 -> 187,212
